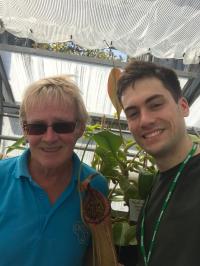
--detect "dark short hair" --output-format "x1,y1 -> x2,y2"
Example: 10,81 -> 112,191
117,60 -> 182,103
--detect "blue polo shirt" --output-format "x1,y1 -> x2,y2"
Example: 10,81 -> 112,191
0,149 -> 108,266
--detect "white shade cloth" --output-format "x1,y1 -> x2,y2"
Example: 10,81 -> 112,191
1,0 -> 200,63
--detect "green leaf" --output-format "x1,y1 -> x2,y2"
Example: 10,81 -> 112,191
189,134 -> 200,144
124,225 -> 137,245
95,146 -> 117,167
124,185 -> 139,203
138,170 -> 156,199
112,221 -> 137,246
6,137 -> 26,155
92,130 -> 123,155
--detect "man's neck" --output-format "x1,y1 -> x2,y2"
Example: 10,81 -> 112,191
155,138 -> 194,172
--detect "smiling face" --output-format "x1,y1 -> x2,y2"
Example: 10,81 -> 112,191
24,99 -> 84,170
121,77 -> 189,159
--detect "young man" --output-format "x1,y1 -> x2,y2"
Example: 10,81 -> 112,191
117,61 -> 200,266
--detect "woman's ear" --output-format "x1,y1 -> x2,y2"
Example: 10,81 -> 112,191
75,122 -> 85,139
23,131 -> 29,143
21,122 -> 29,143
21,123 -> 27,139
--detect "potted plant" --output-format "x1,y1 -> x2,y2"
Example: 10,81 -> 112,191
83,121 -> 157,265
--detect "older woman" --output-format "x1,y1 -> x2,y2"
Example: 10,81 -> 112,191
0,75 -> 108,266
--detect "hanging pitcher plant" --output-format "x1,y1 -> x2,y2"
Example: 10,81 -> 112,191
82,67 -> 158,247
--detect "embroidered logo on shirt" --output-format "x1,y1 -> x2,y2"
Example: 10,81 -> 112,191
73,221 -> 90,245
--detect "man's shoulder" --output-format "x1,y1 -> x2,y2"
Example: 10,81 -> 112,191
188,152 -> 200,171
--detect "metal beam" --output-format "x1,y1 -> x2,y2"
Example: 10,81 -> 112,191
0,44 -> 198,79
182,77 -> 200,106
0,77 -> 3,142
0,43 -> 126,68
0,55 -> 15,103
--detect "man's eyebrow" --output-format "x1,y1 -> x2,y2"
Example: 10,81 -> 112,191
145,94 -> 164,104
124,94 -> 164,111
124,105 -> 137,113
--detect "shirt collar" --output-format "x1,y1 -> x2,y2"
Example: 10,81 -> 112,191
15,148 -> 32,180
15,149 -> 82,182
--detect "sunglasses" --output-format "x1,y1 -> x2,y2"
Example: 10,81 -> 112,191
23,121 -> 77,135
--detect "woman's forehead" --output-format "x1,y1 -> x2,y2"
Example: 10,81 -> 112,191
25,97 -> 76,116
25,104 -> 77,122
28,95 -> 74,108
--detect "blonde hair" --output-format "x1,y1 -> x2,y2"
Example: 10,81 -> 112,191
20,75 -> 89,125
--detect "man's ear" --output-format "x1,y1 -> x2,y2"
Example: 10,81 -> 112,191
178,97 -> 190,117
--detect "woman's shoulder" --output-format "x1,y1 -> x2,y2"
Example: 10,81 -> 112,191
0,154 -> 22,178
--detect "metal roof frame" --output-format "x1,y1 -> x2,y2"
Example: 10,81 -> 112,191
0,43 -> 200,146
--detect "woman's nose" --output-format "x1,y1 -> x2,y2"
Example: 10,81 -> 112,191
42,126 -> 58,142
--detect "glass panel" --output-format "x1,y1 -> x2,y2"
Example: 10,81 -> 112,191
185,95 -> 200,127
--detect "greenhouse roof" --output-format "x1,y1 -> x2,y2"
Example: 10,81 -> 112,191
1,0 -> 200,64
0,44 -> 200,129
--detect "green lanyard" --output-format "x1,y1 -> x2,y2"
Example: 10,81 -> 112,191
140,143 -> 197,266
